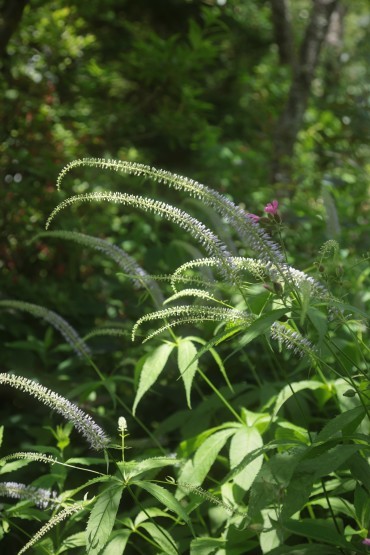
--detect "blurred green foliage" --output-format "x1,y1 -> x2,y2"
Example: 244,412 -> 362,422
0,0 -> 368,369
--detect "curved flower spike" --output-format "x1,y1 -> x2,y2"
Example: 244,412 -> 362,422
0,373 -> 109,451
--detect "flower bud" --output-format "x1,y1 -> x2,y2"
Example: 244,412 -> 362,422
118,416 -> 127,433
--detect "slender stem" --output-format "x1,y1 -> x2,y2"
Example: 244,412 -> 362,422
307,503 -> 316,520
196,367 -> 243,424
321,479 -> 347,555
240,350 -> 263,387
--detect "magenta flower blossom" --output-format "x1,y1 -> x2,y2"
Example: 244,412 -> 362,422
247,213 -> 260,222
264,200 -> 279,215
363,538 -> 370,546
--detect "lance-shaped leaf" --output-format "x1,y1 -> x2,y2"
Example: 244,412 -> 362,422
100,529 -> 131,555
86,481 -> 124,555
229,426 -> 263,492
132,480 -> 194,533
138,522 -> 178,555
177,428 -> 236,497
178,338 -> 198,408
133,343 -> 174,414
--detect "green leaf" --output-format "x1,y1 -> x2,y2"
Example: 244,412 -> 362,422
178,338 -> 198,408
224,440 -> 303,484
57,532 -> 86,553
307,307 -> 327,344
266,543 -> 342,555
229,427 -> 263,492
31,538 -> 54,553
354,486 -> 370,529
283,518 -> 352,549
248,451 -> 302,519
183,308 -> 283,372
100,530 -> 131,555
273,380 -> 326,417
66,457 -> 106,466
188,335 -> 233,391
178,423 -> 238,458
138,522 -> 178,555
275,421 -> 310,445
118,456 -> 179,480
133,343 -> 174,414
176,325 -> 245,377
190,536 -> 226,555
0,426 -> 3,449
62,476 -> 111,501
300,444 -> 364,479
280,470 -> 315,520
177,428 -> 235,494
6,506 -> 50,520
348,454 -> 370,494
0,460 -> 32,474
132,480 -> 193,532
280,444 -> 364,520
237,308 -> 289,348
86,481 -> 124,555
134,507 -> 175,527
309,496 -> 356,520
315,406 -> 366,442
260,508 -> 281,554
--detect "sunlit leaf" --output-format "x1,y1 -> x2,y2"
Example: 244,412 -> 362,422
133,480 -> 193,532
177,428 -> 236,494
229,426 -> 263,492
86,481 -> 124,555
190,536 -> 226,554
133,342 -> 174,414
178,338 -> 198,408
138,522 -> 178,555
100,530 -> 131,555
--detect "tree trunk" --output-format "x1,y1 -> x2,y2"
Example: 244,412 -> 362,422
271,0 -> 340,192
270,0 -> 295,66
0,0 -> 29,71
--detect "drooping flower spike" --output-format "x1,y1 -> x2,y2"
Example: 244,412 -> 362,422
53,158 -> 286,270
0,373 -> 110,451
0,481 -> 58,509
18,503 -> 83,555
0,300 -> 91,358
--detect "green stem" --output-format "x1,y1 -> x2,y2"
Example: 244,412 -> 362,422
197,367 -> 243,424
321,479 -> 347,555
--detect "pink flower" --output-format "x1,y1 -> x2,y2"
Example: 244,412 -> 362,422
363,538 -> 370,546
264,200 -> 279,215
247,213 -> 260,222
